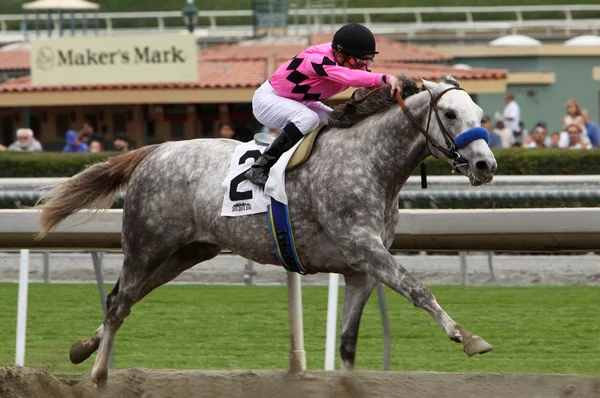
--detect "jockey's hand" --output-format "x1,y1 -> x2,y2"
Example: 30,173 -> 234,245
388,76 -> 403,97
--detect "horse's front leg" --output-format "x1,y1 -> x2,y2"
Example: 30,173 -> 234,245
348,242 -> 493,357
339,271 -> 378,370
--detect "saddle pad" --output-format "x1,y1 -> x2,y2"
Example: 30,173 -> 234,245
221,140 -> 300,217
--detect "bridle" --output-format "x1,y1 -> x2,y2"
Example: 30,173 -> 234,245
394,87 -> 470,172
339,85 -> 470,171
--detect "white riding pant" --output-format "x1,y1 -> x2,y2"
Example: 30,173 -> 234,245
252,80 -> 332,135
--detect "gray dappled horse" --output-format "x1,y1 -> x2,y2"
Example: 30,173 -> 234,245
36,75 -> 497,386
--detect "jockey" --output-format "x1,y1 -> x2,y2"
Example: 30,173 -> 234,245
245,23 -> 402,186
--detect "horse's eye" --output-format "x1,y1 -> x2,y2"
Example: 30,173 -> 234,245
445,110 -> 457,119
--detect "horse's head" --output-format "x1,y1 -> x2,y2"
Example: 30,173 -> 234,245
418,75 -> 497,186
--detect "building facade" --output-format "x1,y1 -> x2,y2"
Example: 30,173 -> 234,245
0,35 -> 508,150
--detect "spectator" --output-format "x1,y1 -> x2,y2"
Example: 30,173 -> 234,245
113,133 -> 131,152
494,120 -> 514,148
563,99 -> 586,136
566,124 -> 590,150
8,128 -> 43,152
89,139 -> 104,153
481,115 -> 501,148
549,132 -> 561,148
515,121 -> 527,146
218,122 -> 252,142
524,121 -> 548,148
582,109 -> 599,148
62,130 -> 89,153
78,120 -> 94,145
501,93 -> 520,139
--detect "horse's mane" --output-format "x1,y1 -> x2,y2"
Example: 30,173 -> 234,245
328,74 -> 460,129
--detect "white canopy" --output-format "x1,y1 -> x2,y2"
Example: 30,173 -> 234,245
564,35 -> 600,46
489,35 -> 541,46
22,0 -> 99,10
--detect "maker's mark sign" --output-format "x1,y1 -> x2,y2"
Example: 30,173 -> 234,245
31,34 -> 198,86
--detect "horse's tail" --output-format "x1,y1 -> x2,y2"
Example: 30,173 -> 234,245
36,145 -> 159,239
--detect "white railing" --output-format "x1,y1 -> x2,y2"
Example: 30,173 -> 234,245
3,175 -> 600,203
1,4 -> 600,43
2,206 -> 599,371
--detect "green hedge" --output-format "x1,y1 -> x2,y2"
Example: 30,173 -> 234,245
0,151 -> 117,178
422,148 -> 600,176
2,148 -> 600,178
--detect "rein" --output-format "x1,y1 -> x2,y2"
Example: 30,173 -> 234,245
336,84 -> 481,185
394,87 -> 465,161
337,85 -> 465,162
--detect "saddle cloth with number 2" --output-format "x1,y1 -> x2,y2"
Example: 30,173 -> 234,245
220,139 -> 300,217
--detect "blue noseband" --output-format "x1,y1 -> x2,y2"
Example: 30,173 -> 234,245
454,127 -> 490,149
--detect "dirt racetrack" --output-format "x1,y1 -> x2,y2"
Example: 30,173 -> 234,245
1,367 -> 600,398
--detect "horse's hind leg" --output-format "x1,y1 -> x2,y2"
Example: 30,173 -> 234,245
339,271 -> 378,370
69,278 -> 122,364
76,242 -> 220,387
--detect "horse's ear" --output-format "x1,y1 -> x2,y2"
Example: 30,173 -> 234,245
442,74 -> 460,87
419,76 -> 436,94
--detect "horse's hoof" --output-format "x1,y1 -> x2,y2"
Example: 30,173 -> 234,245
69,339 -> 96,364
464,335 -> 494,357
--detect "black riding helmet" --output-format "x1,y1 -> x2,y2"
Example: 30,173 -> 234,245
332,23 -> 378,57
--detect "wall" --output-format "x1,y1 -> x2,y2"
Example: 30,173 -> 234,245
454,55 -> 600,134
0,105 -> 144,150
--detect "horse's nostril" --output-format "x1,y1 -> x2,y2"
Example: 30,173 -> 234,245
475,160 -> 490,171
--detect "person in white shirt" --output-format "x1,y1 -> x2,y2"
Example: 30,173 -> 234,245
566,123 -> 590,150
560,99 -> 587,148
502,93 -> 520,135
494,120 -> 514,148
524,121 -> 548,148
7,128 -> 43,152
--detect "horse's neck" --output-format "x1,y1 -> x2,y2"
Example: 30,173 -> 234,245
359,106 -> 429,198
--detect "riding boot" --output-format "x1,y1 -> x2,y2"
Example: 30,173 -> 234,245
245,122 -> 305,187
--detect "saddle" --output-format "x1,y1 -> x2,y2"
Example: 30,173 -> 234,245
253,123 -> 328,171
286,123 -> 327,171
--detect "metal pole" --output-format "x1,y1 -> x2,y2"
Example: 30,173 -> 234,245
47,10 -> 51,37
488,200 -> 496,282
243,260 -> 255,285
459,252 -> 468,285
15,249 -> 30,367
376,283 -> 391,371
324,273 -> 339,370
91,252 -> 108,316
59,9 -> 63,36
91,252 -> 113,368
43,252 -> 50,283
70,11 -> 74,36
25,107 -> 31,129
287,271 -> 306,373
487,252 -> 496,282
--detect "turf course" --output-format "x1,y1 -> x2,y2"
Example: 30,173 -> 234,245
0,283 -> 598,375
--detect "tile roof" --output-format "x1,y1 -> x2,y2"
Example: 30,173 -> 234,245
199,33 -> 451,64
0,59 -> 267,92
0,50 -> 30,71
0,40 -> 505,93
372,62 -> 508,81
310,33 -> 452,63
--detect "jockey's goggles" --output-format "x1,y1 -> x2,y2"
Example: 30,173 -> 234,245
351,56 -> 375,68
